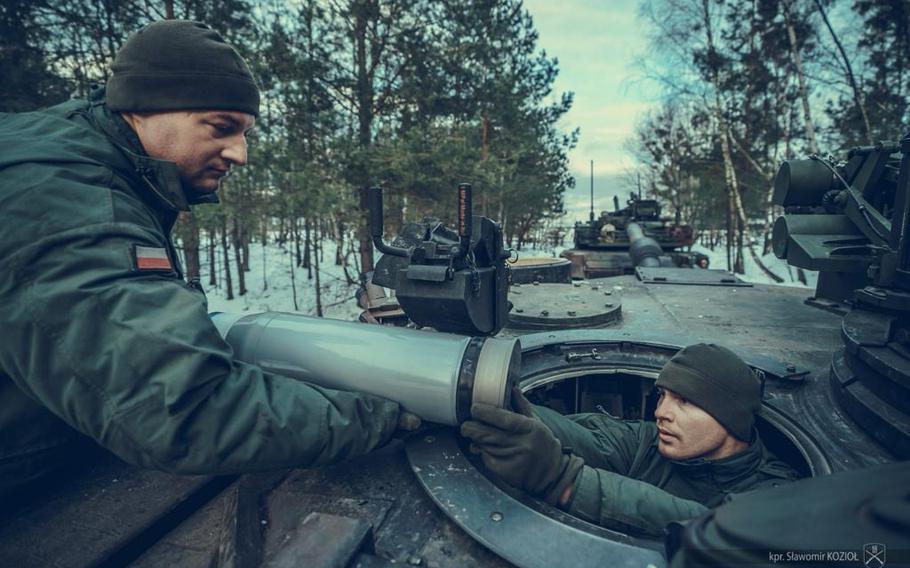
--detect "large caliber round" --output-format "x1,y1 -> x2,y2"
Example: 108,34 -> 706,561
210,312 -> 521,425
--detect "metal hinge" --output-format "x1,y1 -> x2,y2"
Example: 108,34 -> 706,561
565,348 -> 601,363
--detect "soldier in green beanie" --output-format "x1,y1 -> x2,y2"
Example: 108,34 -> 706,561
461,343 -> 799,537
0,20 -> 418,497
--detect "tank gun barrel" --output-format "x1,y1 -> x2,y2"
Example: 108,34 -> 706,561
627,222 -> 662,268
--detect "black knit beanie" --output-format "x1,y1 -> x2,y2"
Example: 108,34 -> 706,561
655,343 -> 761,441
106,20 -> 259,117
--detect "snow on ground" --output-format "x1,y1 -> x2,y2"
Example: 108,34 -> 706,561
196,233 -> 817,321
688,242 -> 818,289
199,240 -> 363,321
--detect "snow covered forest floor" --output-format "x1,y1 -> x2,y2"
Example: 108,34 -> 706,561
202,240 -> 364,321
200,235 -> 817,322
689,242 -> 818,289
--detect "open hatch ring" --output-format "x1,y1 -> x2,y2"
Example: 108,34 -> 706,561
405,334 -> 832,568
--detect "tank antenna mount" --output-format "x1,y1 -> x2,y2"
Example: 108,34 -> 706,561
589,160 -> 595,222
369,186 -> 410,258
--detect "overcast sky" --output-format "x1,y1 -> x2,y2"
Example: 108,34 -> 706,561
522,1 -> 660,222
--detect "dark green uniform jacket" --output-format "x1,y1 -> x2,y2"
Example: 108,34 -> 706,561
0,93 -> 401,493
535,406 -> 799,537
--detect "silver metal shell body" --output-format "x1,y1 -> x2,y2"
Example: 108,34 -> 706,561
210,312 -> 519,425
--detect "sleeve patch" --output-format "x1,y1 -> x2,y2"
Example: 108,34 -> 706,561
132,245 -> 174,271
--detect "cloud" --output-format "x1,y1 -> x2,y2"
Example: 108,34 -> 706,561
523,1 -> 661,176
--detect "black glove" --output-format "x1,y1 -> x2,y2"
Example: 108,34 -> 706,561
460,388 -> 583,505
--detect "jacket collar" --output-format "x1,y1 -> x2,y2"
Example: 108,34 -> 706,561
662,428 -> 765,484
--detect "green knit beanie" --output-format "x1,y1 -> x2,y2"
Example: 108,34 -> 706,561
106,20 -> 259,117
655,343 -> 761,441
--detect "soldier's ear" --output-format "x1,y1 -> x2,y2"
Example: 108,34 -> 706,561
120,112 -> 147,133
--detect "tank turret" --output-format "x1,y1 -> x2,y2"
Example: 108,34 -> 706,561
563,192 -> 699,278
668,132 -> 910,567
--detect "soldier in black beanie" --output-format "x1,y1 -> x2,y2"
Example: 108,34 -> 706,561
461,343 -> 798,537
654,343 -> 763,459
106,20 -> 260,117
107,20 -> 260,204
0,20 -> 418,498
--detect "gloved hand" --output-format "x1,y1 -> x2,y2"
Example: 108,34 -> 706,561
397,410 -> 422,432
391,410 -> 429,442
460,388 -> 583,506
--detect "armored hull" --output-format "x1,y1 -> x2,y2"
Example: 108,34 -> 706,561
561,247 -> 701,279
562,196 -> 701,279
1,275 -> 894,568
5,140 -> 910,567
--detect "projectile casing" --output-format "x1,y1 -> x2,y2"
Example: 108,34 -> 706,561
210,312 -> 519,425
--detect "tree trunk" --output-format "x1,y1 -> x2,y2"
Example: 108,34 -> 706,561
289,244 -> 298,311
341,240 -> 356,286
303,217 -> 312,278
723,129 -> 749,274
336,219 -> 345,265
319,222 -> 325,263
277,217 -> 288,246
232,217 -> 246,296
727,131 -> 779,262
735,224 -> 744,274
813,0 -> 873,143
178,211 -> 201,280
262,240 -> 268,291
313,229 -> 323,317
499,202 -> 507,247
242,235 -> 250,273
726,198 -> 733,271
481,113 -> 490,162
702,0 -> 745,273
358,187 -> 374,276
294,218 -> 302,267
260,222 -> 268,290
208,228 -> 217,286
354,1 -> 376,277
782,0 -> 819,154
221,219 -> 233,301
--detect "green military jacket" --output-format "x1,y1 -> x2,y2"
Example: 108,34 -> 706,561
535,406 -> 799,537
0,93 -> 402,493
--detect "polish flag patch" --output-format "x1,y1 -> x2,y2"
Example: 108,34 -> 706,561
133,245 -> 173,271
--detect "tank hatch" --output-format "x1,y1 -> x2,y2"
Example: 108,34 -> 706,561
635,267 -> 752,287
507,282 -> 621,330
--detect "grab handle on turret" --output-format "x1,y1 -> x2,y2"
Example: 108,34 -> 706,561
369,186 -> 410,258
453,183 -> 473,259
